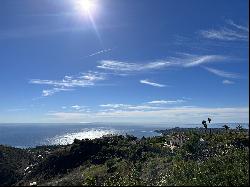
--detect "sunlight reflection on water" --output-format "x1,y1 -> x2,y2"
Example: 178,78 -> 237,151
46,128 -> 122,145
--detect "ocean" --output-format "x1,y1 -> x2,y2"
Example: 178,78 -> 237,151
0,123 -> 248,148
0,123 -> 163,148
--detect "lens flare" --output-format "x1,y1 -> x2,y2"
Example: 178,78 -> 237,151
74,0 -> 97,16
74,0 -> 102,45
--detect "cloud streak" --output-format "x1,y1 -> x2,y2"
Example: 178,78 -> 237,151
222,80 -> 235,84
45,100 -> 248,123
180,54 -> 227,67
30,71 -> 106,96
97,60 -> 172,72
203,67 -> 240,79
226,20 -> 249,32
99,99 -> 187,112
200,20 -> 249,41
47,107 -> 249,124
97,54 -> 227,73
71,105 -> 83,110
29,52 -> 234,97
148,99 -> 185,104
42,88 -> 73,97
99,103 -> 165,111
140,80 -> 166,87
88,48 -> 112,57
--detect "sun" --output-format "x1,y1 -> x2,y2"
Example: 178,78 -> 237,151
73,0 -> 102,43
74,0 -> 97,16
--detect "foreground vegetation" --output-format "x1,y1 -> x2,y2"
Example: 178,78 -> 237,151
0,127 -> 249,186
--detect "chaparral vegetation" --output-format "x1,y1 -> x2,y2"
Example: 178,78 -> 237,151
0,124 -> 249,186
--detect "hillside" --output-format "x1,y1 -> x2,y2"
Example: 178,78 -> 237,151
0,128 -> 249,186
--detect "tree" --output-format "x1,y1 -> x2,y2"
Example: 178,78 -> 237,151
236,124 -> 243,131
202,120 -> 207,132
222,125 -> 230,131
208,118 -> 211,123
141,136 -> 146,141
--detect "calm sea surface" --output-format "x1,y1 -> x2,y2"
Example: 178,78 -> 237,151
0,123 -> 248,148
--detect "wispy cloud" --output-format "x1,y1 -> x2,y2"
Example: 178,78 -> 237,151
140,80 -> 166,87
47,107 -> 249,124
226,20 -> 249,32
99,99 -> 187,112
30,71 -> 106,96
203,67 -> 240,79
148,99 -> 185,104
99,103 -> 163,111
97,54 -> 227,73
200,20 -> 249,41
29,52 -> 231,97
42,88 -> 73,97
97,60 -> 172,72
71,105 -> 83,110
222,79 -> 235,84
58,105 -> 91,112
179,54 -> 227,67
100,104 -> 131,108
88,48 -> 112,57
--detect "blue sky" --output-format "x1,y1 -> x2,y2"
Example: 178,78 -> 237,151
0,0 -> 249,124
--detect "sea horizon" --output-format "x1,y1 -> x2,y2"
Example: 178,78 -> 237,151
0,121 -> 248,126
0,122 -> 248,148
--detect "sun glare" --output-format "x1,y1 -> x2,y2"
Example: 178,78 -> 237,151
73,0 -> 102,44
74,0 -> 97,16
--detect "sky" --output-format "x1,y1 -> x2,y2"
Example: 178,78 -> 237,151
0,0 -> 249,124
